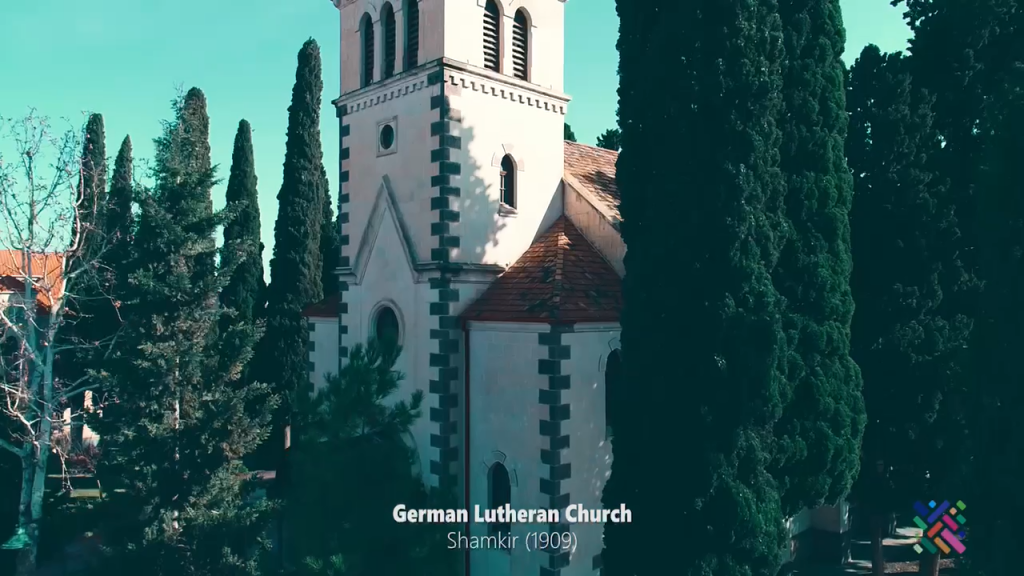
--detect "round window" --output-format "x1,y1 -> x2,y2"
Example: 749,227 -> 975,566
374,305 -> 401,348
379,123 -> 395,150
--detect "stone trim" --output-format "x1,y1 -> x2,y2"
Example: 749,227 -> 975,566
426,68 -> 463,492
538,324 -> 574,576
592,552 -> 603,571
336,104 -> 352,368
341,76 -> 430,114
441,70 -> 567,115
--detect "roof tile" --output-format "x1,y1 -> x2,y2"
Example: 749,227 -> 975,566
563,141 -> 620,220
461,216 -> 622,324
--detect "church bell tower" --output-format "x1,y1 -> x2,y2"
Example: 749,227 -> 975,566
328,0 -> 571,493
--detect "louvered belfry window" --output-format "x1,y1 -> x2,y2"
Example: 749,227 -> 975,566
382,4 -> 396,79
512,10 -> 528,80
405,0 -> 419,69
483,0 -> 501,72
361,14 -> 374,87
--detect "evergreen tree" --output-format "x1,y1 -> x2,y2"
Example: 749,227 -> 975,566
319,173 -> 340,297
846,46 -> 977,576
603,1 -> 788,574
221,120 -> 265,325
65,113 -> 107,444
893,0 -> 1018,315
259,38 -> 327,466
962,70 -> 1023,576
563,122 -> 576,142
286,340 -> 455,576
105,136 -> 136,269
595,128 -> 620,151
769,0 -> 865,516
91,89 -> 278,576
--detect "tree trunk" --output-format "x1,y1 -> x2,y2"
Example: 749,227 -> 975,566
13,454 -> 40,576
919,551 -> 941,576
871,513 -> 885,576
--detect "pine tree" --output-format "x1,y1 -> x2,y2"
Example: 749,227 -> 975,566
258,38 -> 327,467
286,340 -> 455,576
221,120 -> 265,325
319,173 -> 340,297
563,123 -> 576,142
846,45 -> 977,576
603,1 -> 788,574
595,128 -> 620,151
769,0 -> 865,517
91,89 -> 278,576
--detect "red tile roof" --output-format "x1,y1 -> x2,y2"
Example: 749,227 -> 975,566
303,293 -> 341,318
0,251 -> 65,310
461,216 -> 622,324
563,141 -> 620,221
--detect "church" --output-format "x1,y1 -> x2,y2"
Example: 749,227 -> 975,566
305,1 -> 621,574
305,1 -> 849,574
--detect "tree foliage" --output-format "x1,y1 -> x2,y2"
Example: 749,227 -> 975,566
90,89 -> 278,576
260,39 -> 328,441
595,128 -> 620,151
286,341 -> 456,576
221,119 -> 266,326
846,45 -> 976,526
604,1 -> 789,574
769,0 -> 865,516
563,123 -> 576,142
319,173 -> 340,297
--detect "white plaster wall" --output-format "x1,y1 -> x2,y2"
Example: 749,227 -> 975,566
444,0 -> 565,92
443,67 -> 567,267
563,182 -> 625,277
346,200 -> 435,473
562,325 -> 619,575
467,323 -> 547,576
337,71 -> 436,267
309,317 -> 341,389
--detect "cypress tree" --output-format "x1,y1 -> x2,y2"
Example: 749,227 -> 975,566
65,113 -> 107,444
962,72 -> 1023,576
846,46 -> 977,576
91,89 -> 277,576
319,174 -> 340,297
603,1 -> 788,574
221,120 -> 265,324
79,113 -> 107,240
259,38 -> 327,465
106,136 -> 136,268
769,0 -> 865,516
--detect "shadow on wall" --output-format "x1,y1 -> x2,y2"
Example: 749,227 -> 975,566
445,122 -> 507,264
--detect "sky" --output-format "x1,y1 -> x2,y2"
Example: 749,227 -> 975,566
0,0 -> 911,274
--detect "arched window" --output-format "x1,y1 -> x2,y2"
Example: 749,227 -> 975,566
381,3 -> 396,79
499,155 -> 516,209
483,0 -> 501,72
361,13 -> 375,88
374,305 -> 401,350
404,0 -> 419,69
605,349 -> 621,440
488,462 -> 511,536
512,9 -> 529,81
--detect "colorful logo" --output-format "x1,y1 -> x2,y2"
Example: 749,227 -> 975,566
912,500 -> 966,555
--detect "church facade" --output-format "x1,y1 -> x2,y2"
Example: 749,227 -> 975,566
306,1 -> 622,574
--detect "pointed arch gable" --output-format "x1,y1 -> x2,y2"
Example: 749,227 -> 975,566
352,176 -> 419,284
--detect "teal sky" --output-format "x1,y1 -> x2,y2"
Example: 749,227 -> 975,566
0,0 -> 909,271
